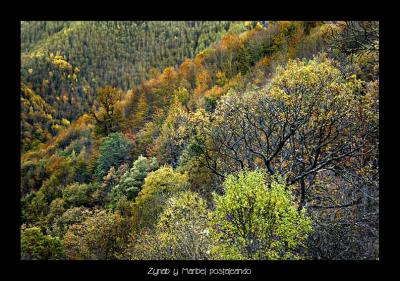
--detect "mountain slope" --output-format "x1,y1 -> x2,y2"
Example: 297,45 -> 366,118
21,21 -> 234,89
20,21 -> 236,152
20,21 -> 379,261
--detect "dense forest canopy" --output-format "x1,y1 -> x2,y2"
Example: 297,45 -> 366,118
20,21 -> 235,152
20,21 -> 379,260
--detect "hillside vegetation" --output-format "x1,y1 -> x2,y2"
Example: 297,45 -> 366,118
21,21 -> 235,152
20,21 -> 379,260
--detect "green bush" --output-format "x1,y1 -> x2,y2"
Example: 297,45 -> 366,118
21,225 -> 65,260
62,182 -> 93,207
210,171 -> 313,260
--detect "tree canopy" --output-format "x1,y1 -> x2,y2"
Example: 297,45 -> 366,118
20,21 -> 379,260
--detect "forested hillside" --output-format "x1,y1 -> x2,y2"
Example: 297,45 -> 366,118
20,21 -> 379,260
21,21 -> 234,152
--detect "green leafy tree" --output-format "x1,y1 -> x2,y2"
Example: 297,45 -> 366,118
50,207 -> 90,237
124,191 -> 211,260
92,164 -> 128,205
62,182 -> 93,207
63,209 -> 130,260
132,166 -> 189,230
152,100 -> 190,167
46,198 -> 66,233
174,87 -> 190,109
210,171 -> 312,260
21,225 -> 65,260
156,191 -> 211,260
107,156 -> 159,208
21,191 -> 49,226
95,132 -> 133,179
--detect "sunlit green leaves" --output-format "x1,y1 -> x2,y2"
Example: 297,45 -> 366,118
210,171 -> 312,260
